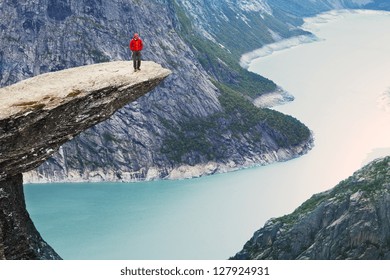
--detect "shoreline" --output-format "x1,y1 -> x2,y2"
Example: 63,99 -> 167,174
240,9 -> 390,70
239,34 -> 318,69
24,136 -> 314,184
253,87 -> 294,108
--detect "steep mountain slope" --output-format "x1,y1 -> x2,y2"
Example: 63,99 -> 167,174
176,0 -> 305,54
232,156 -> 390,260
1,0 -> 313,182
173,0 -> 307,98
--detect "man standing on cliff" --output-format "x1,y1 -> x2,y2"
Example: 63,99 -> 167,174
129,33 -> 143,72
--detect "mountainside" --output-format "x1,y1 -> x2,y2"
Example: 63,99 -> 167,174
232,156 -> 390,260
1,0 -> 220,182
172,0 -> 305,101
176,0 -> 306,54
1,0 -> 314,183
2,0 -> 386,182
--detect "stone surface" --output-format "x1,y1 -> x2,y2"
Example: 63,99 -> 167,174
0,61 -> 170,259
0,174 -> 61,259
232,157 -> 390,260
0,61 -> 170,180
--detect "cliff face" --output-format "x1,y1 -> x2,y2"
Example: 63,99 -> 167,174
232,157 -> 390,260
0,61 -> 170,259
0,174 -> 60,259
0,0 -> 315,183
0,0 -> 220,182
0,61 -> 170,180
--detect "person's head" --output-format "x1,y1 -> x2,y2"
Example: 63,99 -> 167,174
134,33 -> 139,39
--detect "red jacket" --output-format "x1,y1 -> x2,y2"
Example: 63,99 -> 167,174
130,37 -> 143,51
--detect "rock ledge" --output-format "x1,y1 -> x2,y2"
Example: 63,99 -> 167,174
0,61 -> 170,180
0,61 -> 170,259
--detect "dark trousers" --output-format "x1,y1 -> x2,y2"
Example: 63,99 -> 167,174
132,51 -> 141,69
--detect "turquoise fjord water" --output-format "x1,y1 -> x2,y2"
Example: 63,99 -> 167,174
24,10 -> 390,260
25,166 -> 299,260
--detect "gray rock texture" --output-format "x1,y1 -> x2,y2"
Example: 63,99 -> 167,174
0,61 -> 169,259
0,0 -> 221,182
1,0 -> 314,183
0,61 -> 170,180
0,174 -> 60,259
232,156 -> 390,260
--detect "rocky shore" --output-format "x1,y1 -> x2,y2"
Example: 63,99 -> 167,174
24,129 -> 313,183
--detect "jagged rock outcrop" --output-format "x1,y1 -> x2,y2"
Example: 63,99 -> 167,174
0,61 -> 170,259
232,156 -> 390,260
0,61 -> 170,180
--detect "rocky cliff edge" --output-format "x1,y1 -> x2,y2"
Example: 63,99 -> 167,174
232,156 -> 390,260
0,61 -> 170,259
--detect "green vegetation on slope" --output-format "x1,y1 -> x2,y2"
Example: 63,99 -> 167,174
161,82 -> 311,164
217,83 -> 311,147
275,157 -> 390,227
160,1 -> 311,165
173,1 -> 277,98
